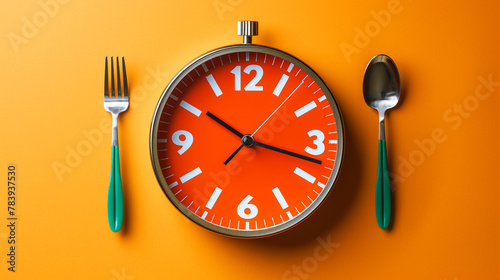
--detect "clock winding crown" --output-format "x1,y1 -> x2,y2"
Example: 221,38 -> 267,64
237,21 -> 258,44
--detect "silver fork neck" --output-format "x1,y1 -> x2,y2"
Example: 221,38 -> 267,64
111,113 -> 119,146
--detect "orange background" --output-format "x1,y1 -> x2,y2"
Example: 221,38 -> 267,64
1,0 -> 499,279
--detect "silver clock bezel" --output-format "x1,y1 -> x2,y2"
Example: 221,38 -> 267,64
150,44 -> 344,238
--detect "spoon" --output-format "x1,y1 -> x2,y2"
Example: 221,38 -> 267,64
363,54 -> 401,229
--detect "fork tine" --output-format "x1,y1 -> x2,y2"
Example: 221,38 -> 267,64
116,57 -> 122,97
104,57 -> 109,98
122,57 -> 129,98
111,57 -> 115,97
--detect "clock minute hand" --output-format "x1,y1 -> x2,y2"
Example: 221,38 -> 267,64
252,140 -> 322,165
206,111 -> 321,165
206,111 -> 246,165
206,111 -> 244,138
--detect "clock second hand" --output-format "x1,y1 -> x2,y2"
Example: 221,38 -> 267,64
250,80 -> 304,137
206,111 -> 321,165
217,80 -> 305,165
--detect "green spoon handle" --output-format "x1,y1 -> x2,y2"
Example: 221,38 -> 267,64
107,145 -> 123,232
375,140 -> 391,229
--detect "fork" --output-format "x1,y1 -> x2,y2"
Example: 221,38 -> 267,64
104,56 -> 129,232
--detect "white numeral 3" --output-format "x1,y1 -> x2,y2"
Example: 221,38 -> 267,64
304,130 -> 325,155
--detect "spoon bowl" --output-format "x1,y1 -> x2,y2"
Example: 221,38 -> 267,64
363,55 -> 400,113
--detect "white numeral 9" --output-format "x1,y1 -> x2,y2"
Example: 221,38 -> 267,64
237,195 -> 258,219
172,130 -> 193,155
304,130 -> 325,155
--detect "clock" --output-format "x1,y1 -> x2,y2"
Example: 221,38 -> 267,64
150,21 -> 344,238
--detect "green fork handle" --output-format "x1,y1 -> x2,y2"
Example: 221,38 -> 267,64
108,146 -> 123,232
375,140 -> 391,229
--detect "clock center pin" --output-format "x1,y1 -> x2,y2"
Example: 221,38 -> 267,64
241,134 -> 255,147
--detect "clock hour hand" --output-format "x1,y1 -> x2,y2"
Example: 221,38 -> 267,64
206,111 -> 244,138
252,140 -> 322,165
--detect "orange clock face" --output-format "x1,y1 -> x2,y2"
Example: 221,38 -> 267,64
151,45 -> 343,237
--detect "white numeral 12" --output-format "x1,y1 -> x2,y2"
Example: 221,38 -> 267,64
230,65 -> 264,91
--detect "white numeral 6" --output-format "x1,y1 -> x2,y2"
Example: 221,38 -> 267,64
237,195 -> 258,219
